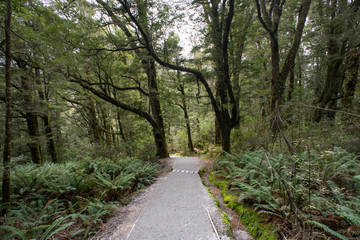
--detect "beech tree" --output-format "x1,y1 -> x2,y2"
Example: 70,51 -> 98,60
313,0 -> 360,121
254,0 -> 311,123
102,0 -> 242,153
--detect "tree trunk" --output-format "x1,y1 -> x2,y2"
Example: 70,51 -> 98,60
2,0 -> 12,216
145,57 -> 169,158
287,65 -> 295,101
214,118 -> 221,145
220,125 -> 232,153
184,109 -> 194,153
25,112 -> 42,164
20,74 -> 43,164
43,116 -> 57,163
35,69 -> 58,163
256,0 -> 311,125
269,38 -> 282,112
343,49 -> 359,112
99,103 -> 113,147
88,94 -> 102,143
178,85 -> 194,153
117,109 -> 127,142
313,0 -> 348,122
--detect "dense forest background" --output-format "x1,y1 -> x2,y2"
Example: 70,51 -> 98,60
0,0 -> 359,239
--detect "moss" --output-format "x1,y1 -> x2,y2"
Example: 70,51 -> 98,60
223,194 -> 237,204
222,212 -> 233,238
201,172 -> 233,237
210,171 -> 278,240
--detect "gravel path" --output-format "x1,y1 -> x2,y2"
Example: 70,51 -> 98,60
127,157 -> 219,240
97,156 -> 228,240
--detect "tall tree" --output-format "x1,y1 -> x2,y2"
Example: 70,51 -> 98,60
255,0 -> 311,122
313,0 -> 360,121
111,0 -> 240,152
2,0 -> 13,216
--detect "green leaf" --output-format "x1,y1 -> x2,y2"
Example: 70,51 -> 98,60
0,225 -> 26,240
306,220 -> 349,240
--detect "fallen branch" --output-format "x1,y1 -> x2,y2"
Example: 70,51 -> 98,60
295,104 -> 360,119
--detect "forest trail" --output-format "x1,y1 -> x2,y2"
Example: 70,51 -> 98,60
96,157 -> 228,240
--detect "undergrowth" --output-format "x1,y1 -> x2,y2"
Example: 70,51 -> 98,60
212,147 -> 360,239
0,157 -> 158,239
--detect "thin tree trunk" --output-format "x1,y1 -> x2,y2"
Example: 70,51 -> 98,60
2,0 -> 12,216
35,69 -> 58,163
100,104 -> 112,147
178,84 -> 195,153
117,111 -> 127,141
88,94 -> 102,143
287,65 -> 295,101
184,107 -> 194,153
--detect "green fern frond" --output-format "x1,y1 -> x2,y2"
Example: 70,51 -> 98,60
306,220 -> 349,240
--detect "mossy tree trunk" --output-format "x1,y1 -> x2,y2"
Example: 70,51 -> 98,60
35,68 -> 58,163
313,0 -> 347,122
145,57 -> 169,158
343,49 -> 360,113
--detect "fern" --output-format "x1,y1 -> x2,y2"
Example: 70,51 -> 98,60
0,225 -> 26,240
306,220 -> 350,240
212,148 -> 360,238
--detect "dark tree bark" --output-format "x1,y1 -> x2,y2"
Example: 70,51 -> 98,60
11,57 -> 43,164
313,0 -> 348,122
287,65 -> 295,101
116,111 -> 127,141
214,118 -> 221,146
177,84 -> 195,153
144,57 -> 169,158
35,69 -> 58,163
25,111 -> 42,164
20,75 -> 42,164
343,49 -> 360,112
255,0 -> 312,115
2,0 -> 12,216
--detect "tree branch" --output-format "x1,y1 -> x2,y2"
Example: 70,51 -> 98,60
69,76 -> 159,129
117,0 -> 222,123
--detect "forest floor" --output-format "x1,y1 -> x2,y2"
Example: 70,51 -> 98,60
91,156 -> 249,240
